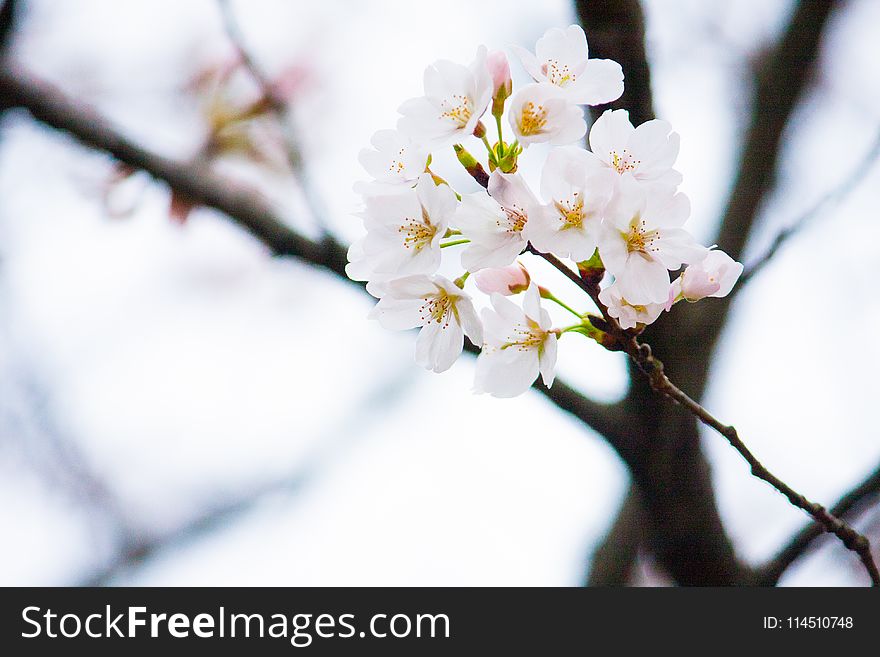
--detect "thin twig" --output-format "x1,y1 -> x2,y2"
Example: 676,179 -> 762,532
738,129 -> 880,289
79,366 -> 416,586
216,0 -> 331,236
757,461 -> 880,585
528,247 -> 880,586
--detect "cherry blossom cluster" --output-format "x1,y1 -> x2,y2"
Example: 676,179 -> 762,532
347,25 -> 743,397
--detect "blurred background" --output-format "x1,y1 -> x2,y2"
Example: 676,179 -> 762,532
0,0 -> 878,586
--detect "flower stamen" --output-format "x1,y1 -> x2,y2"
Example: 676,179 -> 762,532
440,94 -> 474,128
554,193 -> 585,229
398,205 -> 437,251
518,101 -> 548,136
610,148 -> 640,174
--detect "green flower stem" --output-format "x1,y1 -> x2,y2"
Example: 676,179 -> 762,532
440,238 -> 471,249
454,271 -> 470,289
558,323 -> 587,334
481,134 -> 494,155
539,288 -> 583,318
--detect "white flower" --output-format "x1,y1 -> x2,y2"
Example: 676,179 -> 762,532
672,249 -> 743,303
398,46 -> 493,148
511,24 -> 623,105
599,176 -> 707,304
528,146 -> 616,261
369,275 -> 482,373
507,83 -> 586,146
347,173 -> 456,286
586,109 -> 683,190
355,129 -> 428,195
599,282 -> 668,330
455,171 -> 540,271
473,262 -> 530,296
474,283 -> 557,398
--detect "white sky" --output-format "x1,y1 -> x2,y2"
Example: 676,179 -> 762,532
0,0 -> 878,586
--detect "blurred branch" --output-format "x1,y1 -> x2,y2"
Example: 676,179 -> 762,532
0,66 -> 350,272
80,367 -> 417,586
737,128 -> 880,289
0,0 -> 17,58
532,247 -> 879,586
0,369 -> 130,538
757,461 -> 880,586
586,483 -> 644,586
713,0 -> 838,268
0,63 -> 631,458
216,0 -> 331,236
574,0 -> 653,126
574,0 -> 743,585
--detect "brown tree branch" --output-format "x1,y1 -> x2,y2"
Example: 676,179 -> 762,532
757,461 -> 880,586
587,483 -> 645,586
575,0 -> 848,585
574,0 -> 746,585
215,0 -> 331,236
575,0 -> 654,127
738,128 -> 880,289
0,0 -> 17,56
530,247 -> 879,586
715,0 -> 837,264
0,63 -> 632,459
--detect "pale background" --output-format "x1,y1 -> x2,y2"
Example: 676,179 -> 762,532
0,0 -> 878,585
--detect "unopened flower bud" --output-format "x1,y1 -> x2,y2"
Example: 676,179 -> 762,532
474,263 -> 530,296
678,250 -> 743,302
487,50 -> 512,118
453,144 -> 489,187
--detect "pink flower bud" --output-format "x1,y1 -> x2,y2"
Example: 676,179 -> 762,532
487,50 -> 512,97
487,50 -> 512,117
474,263 -> 530,296
679,250 -> 743,302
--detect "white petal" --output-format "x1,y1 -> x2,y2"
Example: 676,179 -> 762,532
384,274 -> 438,298
522,283 -> 542,321
596,223 -> 628,275
454,296 -> 483,345
654,229 -> 708,270
549,103 -> 587,145
645,189 -> 691,229
474,348 -> 539,398
461,237 -> 524,271
510,44 -> 544,83
629,120 -> 679,179
617,255 -> 671,304
568,58 -> 624,105
539,333 -> 558,387
369,297 -> 424,330
489,292 -> 525,326
588,109 -> 634,165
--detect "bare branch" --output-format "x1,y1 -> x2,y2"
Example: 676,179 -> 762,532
738,129 -> 880,288
757,462 -> 880,586
530,247 -> 880,586
0,66 -> 348,271
0,0 -> 18,57
574,0 -> 653,126
714,0 -> 839,267
80,367 -> 416,585
215,0 -> 331,236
